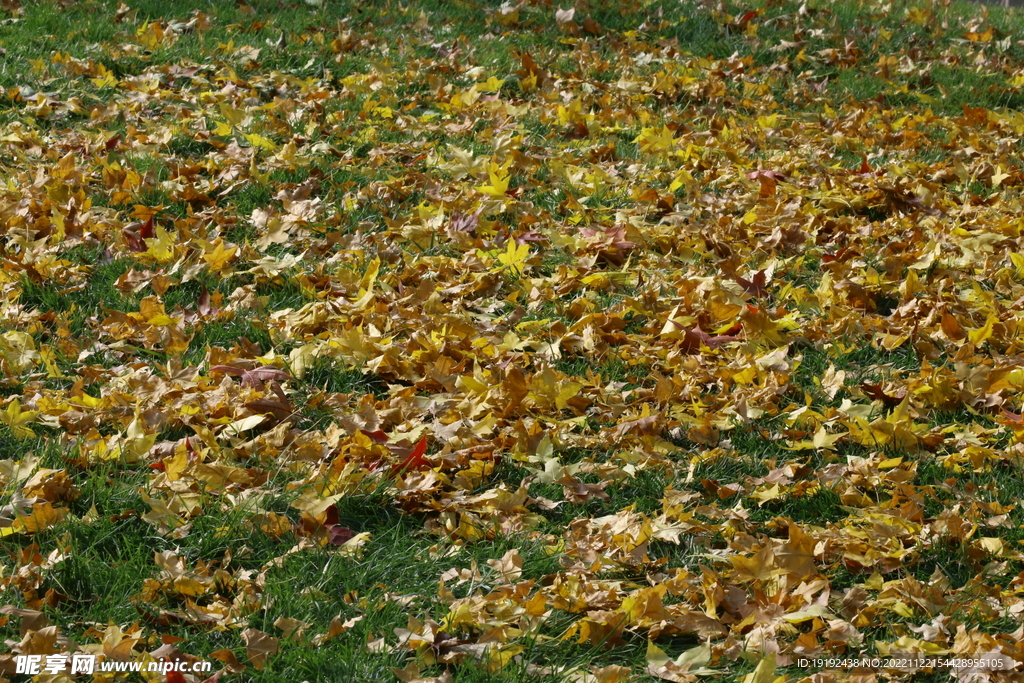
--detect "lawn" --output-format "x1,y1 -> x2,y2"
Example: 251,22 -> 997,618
2,0 -> 1024,681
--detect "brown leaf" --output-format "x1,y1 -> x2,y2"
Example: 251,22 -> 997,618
240,628 -> 278,671
208,649 -> 246,674
211,365 -> 291,390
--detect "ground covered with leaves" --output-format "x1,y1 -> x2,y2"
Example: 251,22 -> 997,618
5,0 -> 1024,680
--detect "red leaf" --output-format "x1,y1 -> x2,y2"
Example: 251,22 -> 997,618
821,247 -> 856,263
563,121 -> 589,140
123,216 -> 154,253
861,382 -> 905,406
243,366 -> 291,388
746,169 -> 786,182
678,325 -> 739,353
197,288 -> 220,317
167,671 -> 187,683
140,215 -> 155,240
736,10 -> 758,25
390,436 -> 430,475
513,230 -> 547,246
211,365 -> 290,390
449,210 -> 481,233
360,429 -> 389,444
328,525 -> 356,546
746,169 -> 786,198
999,408 -> 1024,424
323,503 -> 339,527
735,270 -> 768,297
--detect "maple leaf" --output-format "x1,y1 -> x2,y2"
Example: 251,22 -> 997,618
496,238 -> 530,276
249,152 -> 271,187
241,628 -> 279,671
243,132 -> 277,152
634,126 -> 677,154
144,225 -> 177,263
123,216 -> 155,252
327,525 -> 356,546
734,270 -> 768,297
476,161 -> 512,198
0,399 -> 38,439
678,326 -> 739,353
211,364 -> 291,390
861,382 -> 906,406
390,436 -> 430,475
647,641 -> 720,681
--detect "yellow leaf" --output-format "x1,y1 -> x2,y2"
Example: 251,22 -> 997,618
289,344 -> 317,379
243,132 -> 278,151
90,69 -> 119,88
647,640 -> 720,680
782,604 -> 832,623
0,331 -> 40,374
497,239 -> 530,276
634,125 -> 677,154
0,399 -> 38,439
890,600 -> 915,618
742,652 -> 776,683
226,414 -> 267,436
38,346 -> 66,379
751,483 -> 783,506
220,101 -> 246,127
163,448 -> 189,481
202,238 -> 238,272
17,501 -> 64,534
811,425 -> 845,451
732,366 -> 758,385
992,165 -> 1011,188
1011,253 -> 1024,280
113,417 -> 157,461
557,99 -> 585,125
978,537 -> 1004,555
646,640 -> 670,668
555,382 -> 582,410
478,76 -> 505,92
359,257 -> 381,292
967,313 -> 997,345
476,161 -> 511,198
144,226 -> 176,263
249,154 -> 271,187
